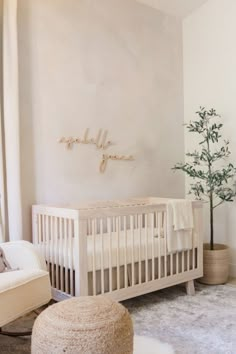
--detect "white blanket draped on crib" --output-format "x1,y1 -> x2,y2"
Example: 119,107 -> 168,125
167,200 -> 194,252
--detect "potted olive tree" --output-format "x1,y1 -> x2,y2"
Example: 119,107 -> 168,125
173,107 -> 236,284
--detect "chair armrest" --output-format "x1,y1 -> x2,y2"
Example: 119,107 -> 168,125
0,241 -> 47,271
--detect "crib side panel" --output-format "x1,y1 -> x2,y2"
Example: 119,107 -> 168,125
32,202 -> 203,302
32,206 -> 86,300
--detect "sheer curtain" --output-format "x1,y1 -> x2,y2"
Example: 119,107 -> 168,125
0,0 -> 22,242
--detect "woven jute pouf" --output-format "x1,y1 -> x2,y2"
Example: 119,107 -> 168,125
31,296 -> 133,354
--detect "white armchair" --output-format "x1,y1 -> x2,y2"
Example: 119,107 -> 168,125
0,241 -> 51,335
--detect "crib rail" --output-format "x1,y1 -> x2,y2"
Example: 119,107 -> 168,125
32,201 -> 203,302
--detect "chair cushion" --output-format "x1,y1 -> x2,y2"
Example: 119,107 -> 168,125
0,269 -> 51,327
0,269 -> 47,293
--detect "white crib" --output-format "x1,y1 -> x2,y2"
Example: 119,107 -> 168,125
32,198 -> 203,302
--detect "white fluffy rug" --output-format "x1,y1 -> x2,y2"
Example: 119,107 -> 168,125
134,335 -> 174,354
124,283 -> 236,354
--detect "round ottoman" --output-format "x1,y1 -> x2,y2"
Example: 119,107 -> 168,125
31,296 -> 133,354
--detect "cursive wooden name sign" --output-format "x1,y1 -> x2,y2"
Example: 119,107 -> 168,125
59,129 -> 112,150
100,154 -> 134,173
58,128 -> 134,173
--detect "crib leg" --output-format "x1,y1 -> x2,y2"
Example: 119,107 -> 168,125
185,280 -> 195,296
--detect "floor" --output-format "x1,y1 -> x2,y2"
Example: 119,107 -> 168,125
0,282 -> 236,354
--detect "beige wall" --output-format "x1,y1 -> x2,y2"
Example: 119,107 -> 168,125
18,0 -> 185,240
183,0 -> 236,276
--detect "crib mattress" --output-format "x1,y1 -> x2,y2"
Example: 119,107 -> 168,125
86,228 -> 166,271
42,228 -> 168,272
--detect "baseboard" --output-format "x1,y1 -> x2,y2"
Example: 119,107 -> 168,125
229,263 -> 236,278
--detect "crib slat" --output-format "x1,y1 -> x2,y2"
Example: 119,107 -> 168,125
197,208 -> 203,271
100,219 -> 105,294
59,217 -> 64,292
37,214 -> 42,256
145,214 -> 148,282
49,216 -> 53,285
163,212 -> 167,278
170,252 -> 173,276
192,214 -> 196,270
42,215 -> 44,244
197,234 -> 200,271
193,246 -> 195,270
54,217 -> 59,289
40,214 -> 42,244
33,213 -> 38,245
49,216 -> 55,288
187,249 -> 190,271
182,250 -> 185,273
64,219 -> 69,294
151,213 -> 155,281
157,212 -> 161,279
44,215 -> 48,273
108,217 -> 112,292
40,215 -> 43,261
131,215 -> 135,286
92,218 -> 96,295
53,217 -> 59,289
116,217 -> 120,290
124,216 -> 128,289
43,215 -> 47,268
68,219 -> 74,296
176,252 -> 179,275
138,214 -> 142,284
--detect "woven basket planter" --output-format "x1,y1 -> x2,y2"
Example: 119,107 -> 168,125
199,243 -> 230,285
31,296 -> 133,354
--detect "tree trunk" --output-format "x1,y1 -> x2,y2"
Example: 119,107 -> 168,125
210,192 -> 214,250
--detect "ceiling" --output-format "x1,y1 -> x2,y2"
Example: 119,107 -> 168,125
136,0 -> 208,18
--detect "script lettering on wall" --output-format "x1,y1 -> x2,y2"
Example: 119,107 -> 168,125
58,129 -> 112,150
99,154 -> 134,173
58,128 -> 134,173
